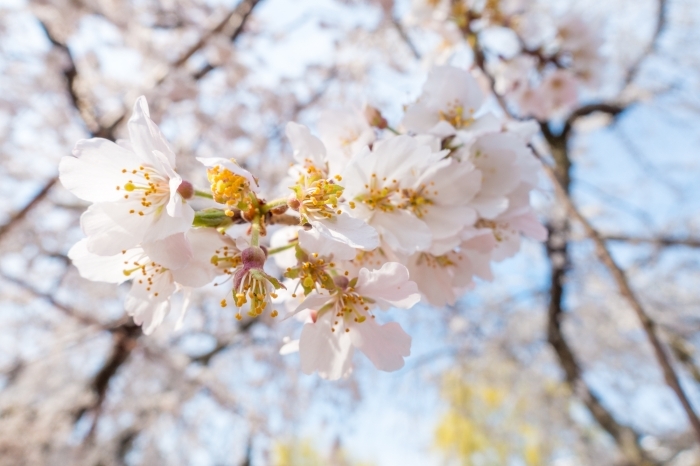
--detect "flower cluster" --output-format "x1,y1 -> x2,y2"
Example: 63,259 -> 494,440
61,66 -> 545,379
407,0 -> 604,120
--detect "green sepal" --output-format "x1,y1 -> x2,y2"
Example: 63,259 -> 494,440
193,209 -> 233,228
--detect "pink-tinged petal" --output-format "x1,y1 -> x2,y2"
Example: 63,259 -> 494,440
298,228 -> 356,261
372,210 -> 432,254
403,66 -> 484,134
509,212 -> 548,241
462,228 -> 498,253
463,250 -> 493,282
349,319 -> 411,372
60,139 -> 141,203
68,239 -> 137,284
491,233 -> 522,262
127,96 -> 177,167
422,205 -> 476,241
142,233 -> 193,271
356,262 -> 420,310
312,212 -> 379,251
299,313 -> 353,380
286,122 -> 327,168
402,102 -> 436,133
81,203 -> 144,255
471,196 -> 510,220
422,161 -> 482,206
407,254 -> 457,307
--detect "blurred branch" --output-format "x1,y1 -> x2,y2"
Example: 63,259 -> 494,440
624,0 -> 668,88
0,178 -> 57,240
562,102 -> 626,140
0,272 -> 103,328
534,144 -> 700,445
79,322 -> 142,440
391,17 -> 421,60
542,137 -> 654,464
453,7 -> 659,461
667,333 -> 700,385
602,235 -> 700,249
191,0 -> 264,80
191,318 -> 259,365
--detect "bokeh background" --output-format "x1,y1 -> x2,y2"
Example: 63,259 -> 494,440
2,0 -> 700,464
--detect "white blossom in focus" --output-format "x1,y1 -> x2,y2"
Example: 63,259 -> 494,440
60,97 -> 195,267
286,122 -> 379,251
293,262 -> 420,379
68,238 -> 198,334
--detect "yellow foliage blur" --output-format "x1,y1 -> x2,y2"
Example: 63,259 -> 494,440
434,368 -> 558,466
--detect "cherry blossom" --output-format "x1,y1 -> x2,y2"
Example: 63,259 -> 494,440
60,97 -> 194,265
68,238 -> 196,334
294,262 -> 420,379
286,122 -> 379,251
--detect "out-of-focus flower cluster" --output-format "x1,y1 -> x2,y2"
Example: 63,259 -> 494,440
60,66 -> 545,380
407,0 -> 604,120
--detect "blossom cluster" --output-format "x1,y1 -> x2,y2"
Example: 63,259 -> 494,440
407,0 -> 604,120
61,66 -> 545,380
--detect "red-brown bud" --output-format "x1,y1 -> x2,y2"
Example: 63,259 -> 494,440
177,180 -> 194,200
364,105 -> 388,129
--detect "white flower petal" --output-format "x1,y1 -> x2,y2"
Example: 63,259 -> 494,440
279,339 -> 300,355
297,228 -> 356,261
311,212 -> 379,251
68,239 -> 136,284
356,262 -> 420,310
60,139 -> 142,203
125,294 -> 170,335
349,319 -> 411,372
81,203 -> 144,255
286,122 -> 327,168
372,210 -> 432,254
141,233 -> 193,270
128,96 -> 177,168
299,312 -> 353,380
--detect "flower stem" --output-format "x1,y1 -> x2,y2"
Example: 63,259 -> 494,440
386,126 -> 401,135
261,198 -> 288,214
251,215 -> 261,246
194,189 -> 213,199
267,241 -> 297,255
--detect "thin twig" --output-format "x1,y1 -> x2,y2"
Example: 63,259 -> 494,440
624,0 -> 668,88
0,178 -> 57,240
391,17 -> 421,60
601,235 -> 700,249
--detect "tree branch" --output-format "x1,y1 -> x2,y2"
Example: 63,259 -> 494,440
534,145 -> 700,445
0,178 -> 57,240
191,0 -> 263,80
